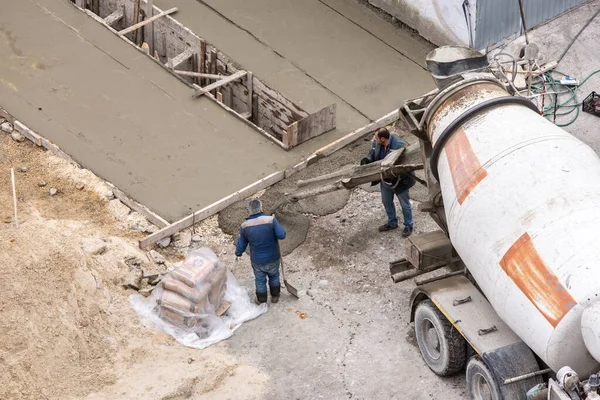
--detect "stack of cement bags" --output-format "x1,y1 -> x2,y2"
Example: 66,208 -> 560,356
154,248 -> 227,331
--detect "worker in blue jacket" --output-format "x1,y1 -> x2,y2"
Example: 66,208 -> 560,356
235,198 -> 287,304
361,127 -> 415,237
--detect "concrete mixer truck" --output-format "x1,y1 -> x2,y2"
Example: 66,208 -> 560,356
390,46 -> 600,400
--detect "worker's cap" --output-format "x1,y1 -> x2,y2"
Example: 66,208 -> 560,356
248,198 -> 262,215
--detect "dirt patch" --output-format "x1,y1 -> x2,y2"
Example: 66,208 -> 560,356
0,135 -> 267,400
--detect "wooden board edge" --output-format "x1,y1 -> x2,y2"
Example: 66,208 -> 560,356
313,108 -> 400,159
11,119 -> 81,167
106,183 -> 169,228
139,170 -> 285,249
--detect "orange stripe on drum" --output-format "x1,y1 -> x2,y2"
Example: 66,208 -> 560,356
445,128 -> 488,205
500,233 -> 577,327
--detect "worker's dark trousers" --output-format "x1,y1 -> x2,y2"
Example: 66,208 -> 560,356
251,259 -> 281,295
381,184 -> 413,228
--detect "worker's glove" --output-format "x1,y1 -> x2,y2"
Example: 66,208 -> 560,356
360,157 -> 370,165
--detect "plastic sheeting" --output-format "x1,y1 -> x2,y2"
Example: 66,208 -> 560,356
130,248 -> 267,349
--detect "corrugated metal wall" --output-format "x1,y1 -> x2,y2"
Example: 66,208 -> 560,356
475,0 -> 587,49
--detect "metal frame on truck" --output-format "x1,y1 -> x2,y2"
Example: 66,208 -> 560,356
389,46 -> 598,400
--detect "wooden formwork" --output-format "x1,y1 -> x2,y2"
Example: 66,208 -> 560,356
82,0 -> 336,149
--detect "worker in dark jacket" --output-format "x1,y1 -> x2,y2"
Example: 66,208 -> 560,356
235,199 -> 286,304
361,127 -> 415,237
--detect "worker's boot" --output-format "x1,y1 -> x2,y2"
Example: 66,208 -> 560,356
270,286 -> 281,303
255,292 -> 267,305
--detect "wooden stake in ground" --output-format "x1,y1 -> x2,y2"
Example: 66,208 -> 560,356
11,168 -> 18,229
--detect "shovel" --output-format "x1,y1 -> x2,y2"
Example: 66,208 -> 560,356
278,241 -> 299,298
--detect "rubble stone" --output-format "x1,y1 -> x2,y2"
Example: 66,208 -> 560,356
192,234 -> 202,243
75,183 -> 85,190
126,212 -> 150,232
49,188 -> 58,196
1,121 -> 13,133
108,199 -> 130,222
82,238 -> 107,255
157,236 -> 171,248
11,131 -> 25,142
123,269 -> 143,290
148,250 -> 165,264
174,231 -> 192,248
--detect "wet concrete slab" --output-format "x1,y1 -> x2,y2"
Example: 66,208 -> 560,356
154,0 -> 435,128
0,0 -> 336,222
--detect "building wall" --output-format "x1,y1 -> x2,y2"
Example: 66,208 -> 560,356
366,0 -> 476,47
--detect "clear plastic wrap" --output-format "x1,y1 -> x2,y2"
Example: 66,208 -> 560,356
129,247 -> 267,349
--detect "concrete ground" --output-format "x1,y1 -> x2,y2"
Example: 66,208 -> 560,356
0,0 -> 436,224
153,0 -> 435,124
1,0 -> 314,222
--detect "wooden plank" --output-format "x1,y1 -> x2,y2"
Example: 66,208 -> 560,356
256,96 -> 294,130
190,83 -> 288,150
254,87 -> 303,125
292,103 -> 336,147
144,0 -> 154,54
252,94 -> 259,125
230,89 -> 251,112
0,107 -> 15,123
92,0 -> 99,14
76,0 -> 85,8
209,48 -> 217,96
314,109 -> 400,158
173,70 -> 223,79
119,7 -> 178,36
104,9 -> 124,27
283,122 -> 298,148
253,79 -> 308,120
168,48 -> 194,69
199,39 -> 206,86
216,91 -> 223,103
106,183 -> 169,228
13,120 -> 81,166
255,109 -> 284,140
139,171 -> 285,248
192,70 -> 247,98
14,120 -> 42,146
224,85 -> 233,108
161,32 -> 167,57
246,71 -> 253,117
131,0 -> 141,44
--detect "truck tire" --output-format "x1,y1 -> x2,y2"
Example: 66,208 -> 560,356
466,357 -> 502,400
414,299 -> 466,376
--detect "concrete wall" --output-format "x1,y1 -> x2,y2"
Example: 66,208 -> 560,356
366,0 -> 475,47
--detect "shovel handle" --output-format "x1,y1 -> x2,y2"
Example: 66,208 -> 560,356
277,241 -> 286,282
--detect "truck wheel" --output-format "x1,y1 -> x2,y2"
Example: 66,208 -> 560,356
466,357 -> 501,400
414,300 -> 466,376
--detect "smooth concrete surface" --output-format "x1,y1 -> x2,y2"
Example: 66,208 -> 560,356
0,0 -> 327,222
154,0 -> 435,125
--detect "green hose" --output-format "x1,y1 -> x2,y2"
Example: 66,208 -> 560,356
527,69 -> 600,127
